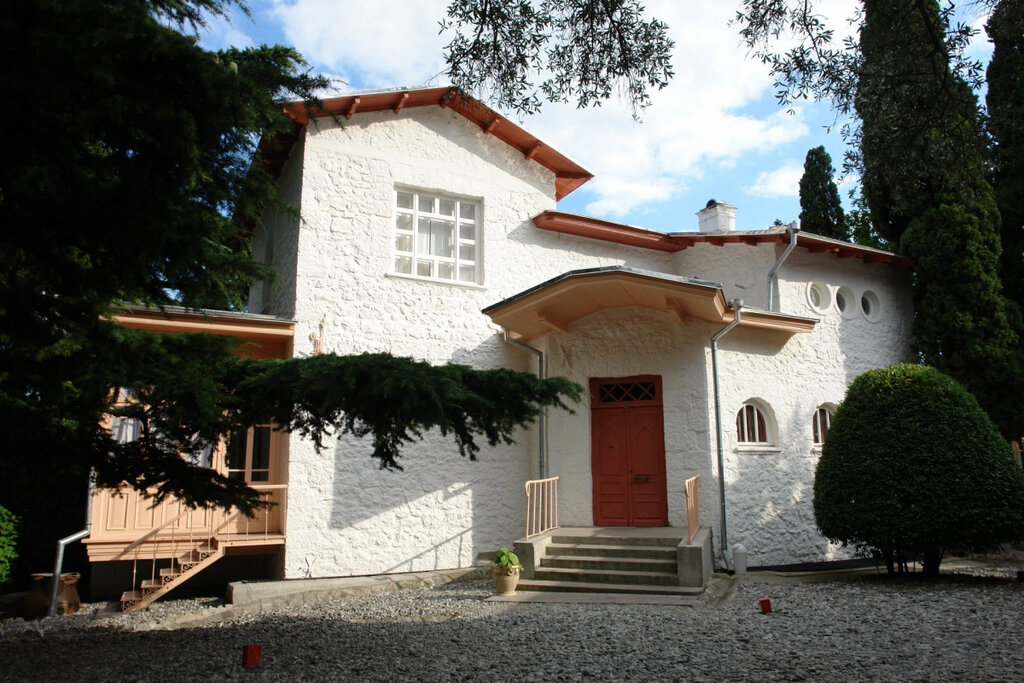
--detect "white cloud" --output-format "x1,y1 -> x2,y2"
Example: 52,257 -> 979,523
259,0 -> 860,224
269,0 -> 450,88
746,161 -> 803,199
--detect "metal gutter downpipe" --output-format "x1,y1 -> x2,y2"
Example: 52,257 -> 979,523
711,299 -> 743,572
47,473 -> 94,617
767,223 -> 800,311
501,328 -> 547,479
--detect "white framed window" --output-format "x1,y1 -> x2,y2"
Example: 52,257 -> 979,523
225,425 -> 275,482
393,188 -> 481,284
807,281 -> 831,314
860,290 -> 881,322
737,401 -> 771,444
812,405 -> 835,446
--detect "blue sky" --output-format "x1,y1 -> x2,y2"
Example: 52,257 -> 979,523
198,0 -> 994,235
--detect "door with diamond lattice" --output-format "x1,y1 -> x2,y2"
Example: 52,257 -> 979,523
590,376 -> 668,526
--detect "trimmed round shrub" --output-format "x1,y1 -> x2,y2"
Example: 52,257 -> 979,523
0,504 -> 17,587
814,364 -> 1024,575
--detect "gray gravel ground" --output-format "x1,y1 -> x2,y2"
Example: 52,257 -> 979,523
1,562 -> 1022,682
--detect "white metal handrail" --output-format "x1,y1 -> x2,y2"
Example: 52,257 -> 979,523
525,476 -> 559,539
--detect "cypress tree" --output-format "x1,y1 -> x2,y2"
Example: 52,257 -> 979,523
987,0 -> 1024,310
799,146 -> 848,240
855,0 -> 1023,437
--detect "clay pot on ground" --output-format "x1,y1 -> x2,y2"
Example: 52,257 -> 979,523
492,565 -> 521,596
22,572 -> 82,618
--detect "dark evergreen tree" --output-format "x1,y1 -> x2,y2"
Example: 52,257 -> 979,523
987,0 -> 1024,310
856,0 -> 1024,437
0,1 -> 597,579
798,146 -> 848,240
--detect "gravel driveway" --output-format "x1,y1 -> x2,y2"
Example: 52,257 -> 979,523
1,562 -> 1021,682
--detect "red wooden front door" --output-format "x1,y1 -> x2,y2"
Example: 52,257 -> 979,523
590,376 -> 668,527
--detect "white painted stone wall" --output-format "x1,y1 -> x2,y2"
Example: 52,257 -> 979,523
261,102 -> 916,576
269,108 -> 672,578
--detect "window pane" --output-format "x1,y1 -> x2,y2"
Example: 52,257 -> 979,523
251,427 -> 271,471
439,199 -> 455,216
459,202 -> 476,220
395,213 -> 412,231
226,429 -> 246,471
459,244 -> 475,261
417,260 -> 432,277
396,192 -> 413,209
251,471 -> 270,483
438,262 -> 454,280
459,265 -> 476,282
394,256 -> 412,274
418,196 -> 433,212
395,234 -> 412,252
459,223 -> 476,240
418,218 -> 453,257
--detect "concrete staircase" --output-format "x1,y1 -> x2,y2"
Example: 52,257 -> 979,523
516,531 -> 706,596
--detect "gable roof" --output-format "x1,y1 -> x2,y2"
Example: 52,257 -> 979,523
533,211 -> 914,268
268,86 -> 593,200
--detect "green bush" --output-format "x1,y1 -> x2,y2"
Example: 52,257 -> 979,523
814,364 -> 1024,575
0,504 -> 17,587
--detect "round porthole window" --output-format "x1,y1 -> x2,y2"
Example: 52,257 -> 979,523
861,290 -> 881,322
807,282 -> 830,313
835,286 -> 855,318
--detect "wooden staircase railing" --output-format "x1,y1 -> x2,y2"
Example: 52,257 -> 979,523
118,485 -> 285,612
525,476 -> 560,539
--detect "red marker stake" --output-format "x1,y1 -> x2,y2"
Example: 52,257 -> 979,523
759,598 -> 772,614
242,645 -> 262,667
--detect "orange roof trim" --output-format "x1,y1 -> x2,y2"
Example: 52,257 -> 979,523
534,211 -> 914,267
483,267 -> 816,342
278,87 -> 593,200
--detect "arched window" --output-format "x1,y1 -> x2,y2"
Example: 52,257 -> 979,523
812,405 -> 835,446
737,402 -> 769,444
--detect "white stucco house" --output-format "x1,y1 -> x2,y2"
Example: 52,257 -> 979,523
89,86 -> 915,605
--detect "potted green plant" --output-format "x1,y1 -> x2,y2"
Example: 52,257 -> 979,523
492,546 -> 524,596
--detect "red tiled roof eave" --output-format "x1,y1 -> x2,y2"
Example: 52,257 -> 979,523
534,210 -> 915,268
271,87 -> 593,200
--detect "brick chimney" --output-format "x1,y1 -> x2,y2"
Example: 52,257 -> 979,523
697,199 -> 736,233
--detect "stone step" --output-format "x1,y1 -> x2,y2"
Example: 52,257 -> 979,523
533,566 -> 679,586
546,543 -> 677,560
517,578 -> 702,596
541,555 -> 677,573
550,534 -> 682,548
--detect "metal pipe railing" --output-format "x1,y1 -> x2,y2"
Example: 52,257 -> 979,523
525,476 -> 560,539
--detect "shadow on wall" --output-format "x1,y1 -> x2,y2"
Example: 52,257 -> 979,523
315,336 -> 534,578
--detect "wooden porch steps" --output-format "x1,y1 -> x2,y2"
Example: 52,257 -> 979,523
518,532 -> 700,596
120,543 -> 224,613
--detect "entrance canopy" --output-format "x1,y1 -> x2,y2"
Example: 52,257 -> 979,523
482,266 -> 816,342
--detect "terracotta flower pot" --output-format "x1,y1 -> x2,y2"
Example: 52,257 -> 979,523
492,566 -> 521,596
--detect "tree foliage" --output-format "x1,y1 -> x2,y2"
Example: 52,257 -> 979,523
442,0 -> 674,116
737,1 -> 1024,438
815,364 -> 1024,576
986,0 -> 1024,310
798,146 -> 847,240
0,505 -> 16,587
0,0 -> 584,578
856,0 -> 989,246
